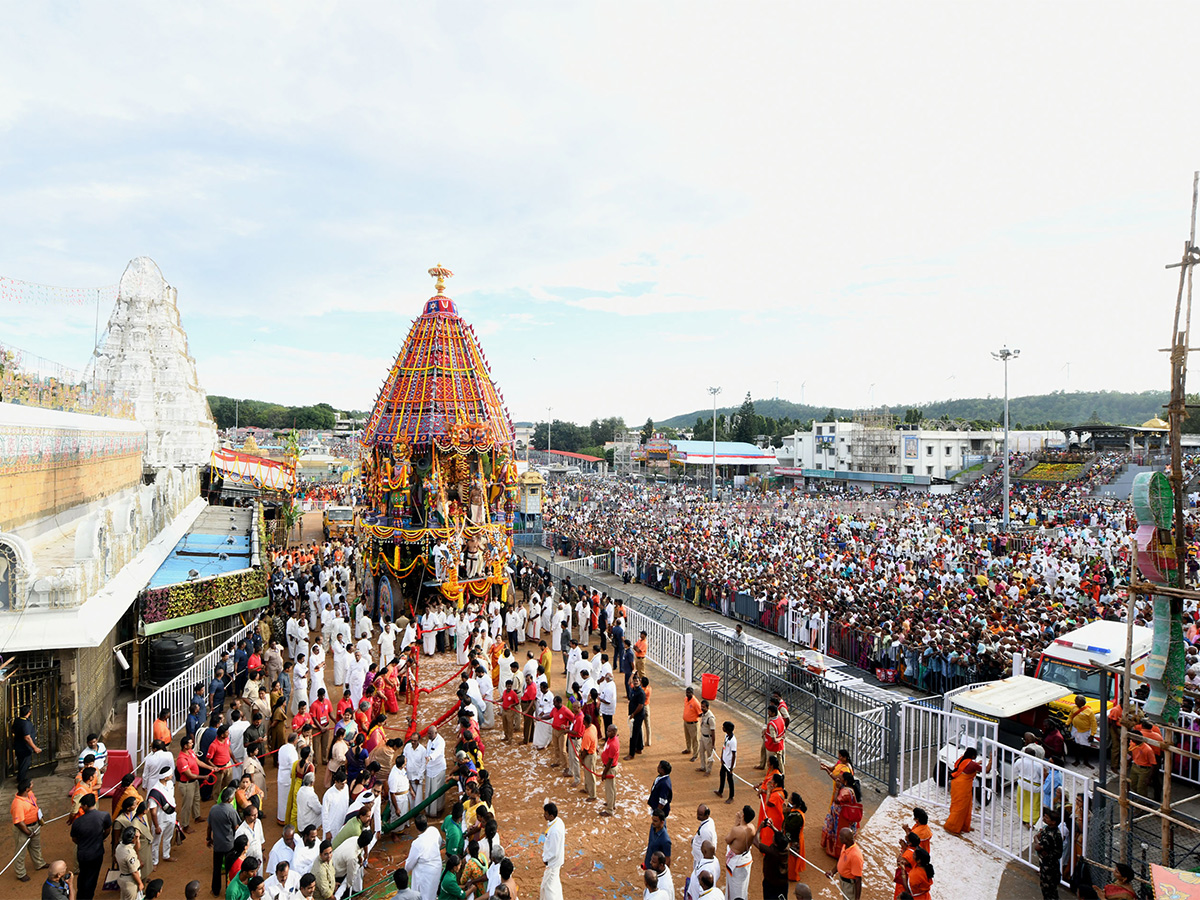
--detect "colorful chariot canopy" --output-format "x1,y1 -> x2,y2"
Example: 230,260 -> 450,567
361,265 -> 515,453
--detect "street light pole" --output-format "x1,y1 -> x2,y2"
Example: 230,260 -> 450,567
991,347 -> 1020,531
708,386 -> 721,500
546,406 -> 553,466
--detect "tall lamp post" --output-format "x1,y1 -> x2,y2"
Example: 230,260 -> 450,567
546,406 -> 553,465
708,386 -> 721,500
991,346 -> 1020,531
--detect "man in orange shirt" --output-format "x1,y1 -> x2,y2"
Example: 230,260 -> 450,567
681,687 -> 703,760
579,715 -> 599,801
10,780 -> 45,881
634,632 -> 648,680
152,708 -> 172,747
826,826 -> 863,900
1129,719 -> 1162,798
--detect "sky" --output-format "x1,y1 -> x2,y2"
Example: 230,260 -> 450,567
3,3 -> 1200,428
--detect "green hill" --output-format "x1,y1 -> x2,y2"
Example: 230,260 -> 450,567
657,390 -> 1171,431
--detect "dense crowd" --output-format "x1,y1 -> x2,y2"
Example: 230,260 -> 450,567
542,471 -> 1172,693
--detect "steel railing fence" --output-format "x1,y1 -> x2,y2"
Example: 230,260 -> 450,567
522,537 -> 905,791
129,620 -> 259,764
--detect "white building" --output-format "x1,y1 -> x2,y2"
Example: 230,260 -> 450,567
773,421 -> 1063,489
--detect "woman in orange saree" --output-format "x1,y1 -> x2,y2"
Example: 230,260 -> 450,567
943,747 -> 989,835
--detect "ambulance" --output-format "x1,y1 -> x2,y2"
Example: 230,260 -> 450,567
1034,620 -> 1154,719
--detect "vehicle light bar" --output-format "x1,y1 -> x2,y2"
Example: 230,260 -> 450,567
1053,639 -> 1110,655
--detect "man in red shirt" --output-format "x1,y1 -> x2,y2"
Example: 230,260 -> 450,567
550,697 -> 573,768
205,725 -> 234,801
759,704 -> 785,771
600,725 -> 620,817
500,680 -> 520,743
520,679 -> 538,745
309,689 -> 332,769
174,735 -> 212,832
292,701 -> 313,737
336,689 -> 355,721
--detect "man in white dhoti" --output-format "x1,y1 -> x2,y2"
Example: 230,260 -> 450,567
379,617 -> 398,665
540,802 -> 565,900
404,732 -> 427,813
347,650 -> 368,707
387,755 -> 410,831
405,815 -> 442,900
724,805 -> 755,900
400,618 -> 418,652
423,726 -> 447,817
320,602 -> 335,651
533,684 -> 555,750
296,772 -> 322,834
332,633 -> 349,688
422,610 -> 437,657
455,616 -> 471,666
321,769 -> 350,841
276,735 -> 299,826
308,644 -> 325,706
291,656 -> 308,716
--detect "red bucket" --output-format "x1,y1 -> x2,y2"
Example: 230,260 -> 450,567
701,672 -> 720,701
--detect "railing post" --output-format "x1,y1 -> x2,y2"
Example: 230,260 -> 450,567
683,633 -> 693,686
126,700 -> 139,761
812,689 -> 822,754
887,701 -> 900,796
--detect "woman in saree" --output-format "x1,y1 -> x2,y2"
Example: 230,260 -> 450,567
819,749 -> 854,807
286,745 -> 314,828
378,661 -> 401,715
905,848 -> 934,900
783,792 -> 807,881
268,692 -> 288,766
894,832 -> 920,900
820,770 -> 862,858
758,772 -> 787,844
364,714 -> 388,756
1102,863 -> 1138,899
943,746 -> 990,835
325,729 -> 349,791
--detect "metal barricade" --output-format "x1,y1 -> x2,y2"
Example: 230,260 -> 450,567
129,620 -> 258,764
978,737 -> 1093,889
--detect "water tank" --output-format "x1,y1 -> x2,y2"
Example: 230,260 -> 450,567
147,632 -> 196,685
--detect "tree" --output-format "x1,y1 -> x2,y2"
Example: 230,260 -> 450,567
588,416 -> 626,446
640,417 -> 655,444
904,408 -> 923,424
823,409 -> 838,423
732,393 -> 759,443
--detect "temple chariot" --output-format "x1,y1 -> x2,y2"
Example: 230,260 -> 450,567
357,266 -> 518,620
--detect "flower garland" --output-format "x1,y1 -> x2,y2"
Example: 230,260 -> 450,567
140,568 -> 268,625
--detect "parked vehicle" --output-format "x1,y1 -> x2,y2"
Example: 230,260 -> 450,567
323,505 -> 355,540
1034,620 -> 1153,719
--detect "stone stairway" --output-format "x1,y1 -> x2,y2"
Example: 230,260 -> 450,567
1093,464 -> 1159,500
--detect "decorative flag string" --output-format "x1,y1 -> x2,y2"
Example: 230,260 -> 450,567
0,276 -> 118,307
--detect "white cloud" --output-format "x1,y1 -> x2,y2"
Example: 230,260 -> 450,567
0,3 -> 1196,424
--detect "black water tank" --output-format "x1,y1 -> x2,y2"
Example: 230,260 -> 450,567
147,632 -> 196,685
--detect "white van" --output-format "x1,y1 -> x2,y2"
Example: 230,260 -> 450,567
939,675 -> 1074,785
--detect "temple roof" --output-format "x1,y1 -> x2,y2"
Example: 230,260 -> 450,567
362,266 -> 515,452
